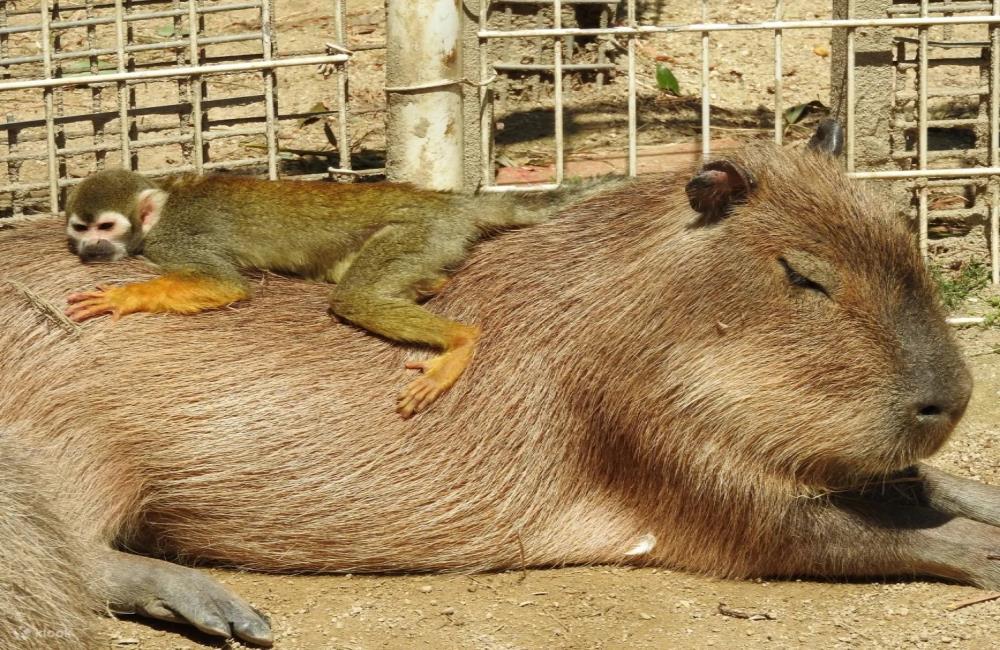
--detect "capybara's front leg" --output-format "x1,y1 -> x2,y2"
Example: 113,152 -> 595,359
912,515 -> 1000,588
763,500 -> 1000,589
914,464 -> 1000,527
95,549 -> 273,646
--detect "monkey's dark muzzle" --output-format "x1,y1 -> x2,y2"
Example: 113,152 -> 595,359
78,240 -> 117,263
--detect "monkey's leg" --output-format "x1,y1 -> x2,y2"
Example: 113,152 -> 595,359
331,285 -> 480,418
66,273 -> 248,322
328,225 -> 481,418
95,549 -> 273,646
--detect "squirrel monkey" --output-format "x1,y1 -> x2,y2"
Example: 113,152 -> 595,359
64,170 -> 558,418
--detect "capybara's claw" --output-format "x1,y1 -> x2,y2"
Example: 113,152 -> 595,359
103,551 -> 274,647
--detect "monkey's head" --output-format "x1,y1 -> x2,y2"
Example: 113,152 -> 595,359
65,169 -> 167,263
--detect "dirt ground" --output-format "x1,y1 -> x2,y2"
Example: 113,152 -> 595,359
10,1 -> 994,648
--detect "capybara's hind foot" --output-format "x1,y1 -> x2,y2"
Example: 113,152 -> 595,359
99,550 -> 273,646
398,345 -> 474,418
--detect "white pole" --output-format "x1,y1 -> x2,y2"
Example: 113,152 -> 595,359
385,0 -> 464,191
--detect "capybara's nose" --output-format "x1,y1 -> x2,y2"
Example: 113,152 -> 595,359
907,367 -> 972,437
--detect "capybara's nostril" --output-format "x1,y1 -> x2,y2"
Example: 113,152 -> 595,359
912,401 -> 953,434
917,404 -> 943,418
909,383 -> 970,433
904,349 -> 972,441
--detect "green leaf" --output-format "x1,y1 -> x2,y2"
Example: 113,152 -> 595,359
62,60 -> 118,76
155,23 -> 190,38
655,64 -> 680,95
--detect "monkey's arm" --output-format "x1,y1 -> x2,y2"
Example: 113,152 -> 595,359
66,256 -> 249,323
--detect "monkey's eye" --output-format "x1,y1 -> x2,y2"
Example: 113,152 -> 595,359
71,223 -> 87,232
779,257 -> 830,298
97,222 -> 114,231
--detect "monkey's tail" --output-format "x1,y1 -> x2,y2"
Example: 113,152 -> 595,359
472,177 -> 622,231
0,436 -> 101,649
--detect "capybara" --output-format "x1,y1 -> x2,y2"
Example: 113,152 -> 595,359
0,134 -> 997,646
0,437 -> 98,649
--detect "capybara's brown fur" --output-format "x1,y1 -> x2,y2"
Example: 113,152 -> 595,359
0,438 -> 98,649
0,145 -> 997,645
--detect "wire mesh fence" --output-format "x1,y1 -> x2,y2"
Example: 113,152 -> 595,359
5,1 -> 1000,293
0,0 -> 383,218
477,1 -> 1000,292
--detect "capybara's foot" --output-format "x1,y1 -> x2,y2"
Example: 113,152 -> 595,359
398,345 -> 474,418
918,516 -> 1000,590
99,550 -> 273,646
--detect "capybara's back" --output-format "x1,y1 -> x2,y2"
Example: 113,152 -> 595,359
0,137 -> 997,646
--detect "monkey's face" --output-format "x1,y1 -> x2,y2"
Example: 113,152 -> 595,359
65,169 -> 168,264
66,210 -> 135,263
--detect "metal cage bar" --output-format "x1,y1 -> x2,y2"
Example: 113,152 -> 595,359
0,0 -> 380,215
918,0 -> 930,259
626,0 -> 636,176
476,3 -> 1000,288
774,0 -> 784,145
846,0 -> 856,173
553,0 -> 564,184
329,0 -> 353,179
992,0 -> 1000,283
700,0 -> 710,157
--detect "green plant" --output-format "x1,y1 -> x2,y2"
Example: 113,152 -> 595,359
931,259 -> 990,311
982,296 -> 1000,328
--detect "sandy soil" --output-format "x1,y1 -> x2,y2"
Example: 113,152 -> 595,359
16,1 -> 995,648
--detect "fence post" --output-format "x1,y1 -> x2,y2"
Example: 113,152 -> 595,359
385,0 -> 465,191
461,0 -> 487,193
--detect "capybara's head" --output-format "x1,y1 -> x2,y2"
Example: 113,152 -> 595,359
586,131 -> 971,485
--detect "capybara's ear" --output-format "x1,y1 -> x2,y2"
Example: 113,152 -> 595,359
685,159 -> 757,225
807,118 -> 845,157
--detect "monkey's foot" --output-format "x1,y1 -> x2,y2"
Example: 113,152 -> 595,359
398,345 -> 474,418
101,551 -> 273,646
65,284 -> 126,322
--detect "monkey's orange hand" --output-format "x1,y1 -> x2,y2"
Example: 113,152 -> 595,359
65,274 -> 248,323
66,284 -> 131,322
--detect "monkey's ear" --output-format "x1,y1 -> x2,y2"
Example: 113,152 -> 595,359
685,159 -> 756,226
807,119 -> 845,157
137,188 -> 168,234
